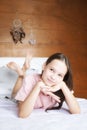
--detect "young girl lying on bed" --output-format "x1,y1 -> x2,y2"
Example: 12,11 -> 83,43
7,52 -> 80,118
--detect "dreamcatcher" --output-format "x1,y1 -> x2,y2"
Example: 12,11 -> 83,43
10,19 -> 25,44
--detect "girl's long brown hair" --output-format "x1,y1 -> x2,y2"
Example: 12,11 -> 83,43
45,53 -> 73,111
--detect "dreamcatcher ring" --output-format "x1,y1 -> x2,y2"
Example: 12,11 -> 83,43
13,19 -> 22,28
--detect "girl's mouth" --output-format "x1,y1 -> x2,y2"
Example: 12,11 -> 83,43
47,78 -> 55,85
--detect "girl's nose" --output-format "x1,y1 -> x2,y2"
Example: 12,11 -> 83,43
51,74 -> 56,80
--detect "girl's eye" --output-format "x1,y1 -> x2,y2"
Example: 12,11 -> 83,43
50,68 -> 54,72
58,74 -> 62,77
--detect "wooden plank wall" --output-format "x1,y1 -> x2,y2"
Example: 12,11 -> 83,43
0,0 -> 87,98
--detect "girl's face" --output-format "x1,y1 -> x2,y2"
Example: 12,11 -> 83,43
42,59 -> 67,87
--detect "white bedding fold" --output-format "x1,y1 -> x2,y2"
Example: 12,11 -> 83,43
0,97 -> 87,130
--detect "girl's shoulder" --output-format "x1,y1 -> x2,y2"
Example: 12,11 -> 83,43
25,73 -> 41,81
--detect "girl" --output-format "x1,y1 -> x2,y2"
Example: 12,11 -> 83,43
7,52 -> 80,118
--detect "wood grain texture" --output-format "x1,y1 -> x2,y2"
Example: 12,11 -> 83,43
0,0 -> 87,98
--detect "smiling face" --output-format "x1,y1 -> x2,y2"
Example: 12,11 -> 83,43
42,59 -> 67,87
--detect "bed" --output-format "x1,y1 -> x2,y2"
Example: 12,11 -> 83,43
0,57 -> 87,130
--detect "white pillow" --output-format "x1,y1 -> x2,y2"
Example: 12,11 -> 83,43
0,66 -> 18,95
0,66 -> 39,95
0,66 -> 18,83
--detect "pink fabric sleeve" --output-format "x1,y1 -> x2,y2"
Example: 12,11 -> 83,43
15,74 -> 57,109
39,92 -> 57,109
15,74 -> 38,101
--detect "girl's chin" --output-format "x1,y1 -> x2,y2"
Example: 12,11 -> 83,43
44,80 -> 54,87
45,82 -> 53,87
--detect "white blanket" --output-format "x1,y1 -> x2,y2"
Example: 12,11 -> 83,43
0,97 -> 87,130
0,57 -> 87,130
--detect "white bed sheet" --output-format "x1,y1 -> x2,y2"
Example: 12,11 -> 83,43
0,57 -> 87,130
0,97 -> 87,130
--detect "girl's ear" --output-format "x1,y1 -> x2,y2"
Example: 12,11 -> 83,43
42,62 -> 46,70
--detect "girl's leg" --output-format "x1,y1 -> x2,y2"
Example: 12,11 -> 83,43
7,62 -> 24,76
7,53 -> 32,98
12,76 -> 24,98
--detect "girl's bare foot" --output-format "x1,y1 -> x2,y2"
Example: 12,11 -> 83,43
22,51 -> 32,72
7,51 -> 32,76
7,62 -> 24,76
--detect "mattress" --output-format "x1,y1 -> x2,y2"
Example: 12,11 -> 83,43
0,97 -> 87,130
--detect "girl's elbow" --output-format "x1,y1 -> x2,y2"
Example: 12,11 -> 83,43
70,107 -> 81,114
18,112 -> 30,118
18,109 -> 31,118
74,109 -> 81,114
18,103 -> 32,118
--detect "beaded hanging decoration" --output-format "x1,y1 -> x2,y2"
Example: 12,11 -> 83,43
10,19 -> 25,44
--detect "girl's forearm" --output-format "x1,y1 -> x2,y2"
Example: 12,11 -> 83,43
18,85 -> 41,118
61,85 -> 80,114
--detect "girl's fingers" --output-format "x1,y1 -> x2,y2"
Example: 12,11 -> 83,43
51,93 -> 61,102
45,91 -> 61,103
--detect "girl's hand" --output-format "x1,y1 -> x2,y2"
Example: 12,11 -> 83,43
41,88 -> 60,103
48,81 -> 66,92
37,80 -> 62,103
45,91 -> 61,103
36,80 -> 47,89
36,80 -> 50,92
41,86 -> 50,95
39,82 -> 61,103
48,81 -> 74,94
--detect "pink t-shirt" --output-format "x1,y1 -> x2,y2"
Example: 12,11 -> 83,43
15,74 -> 56,109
